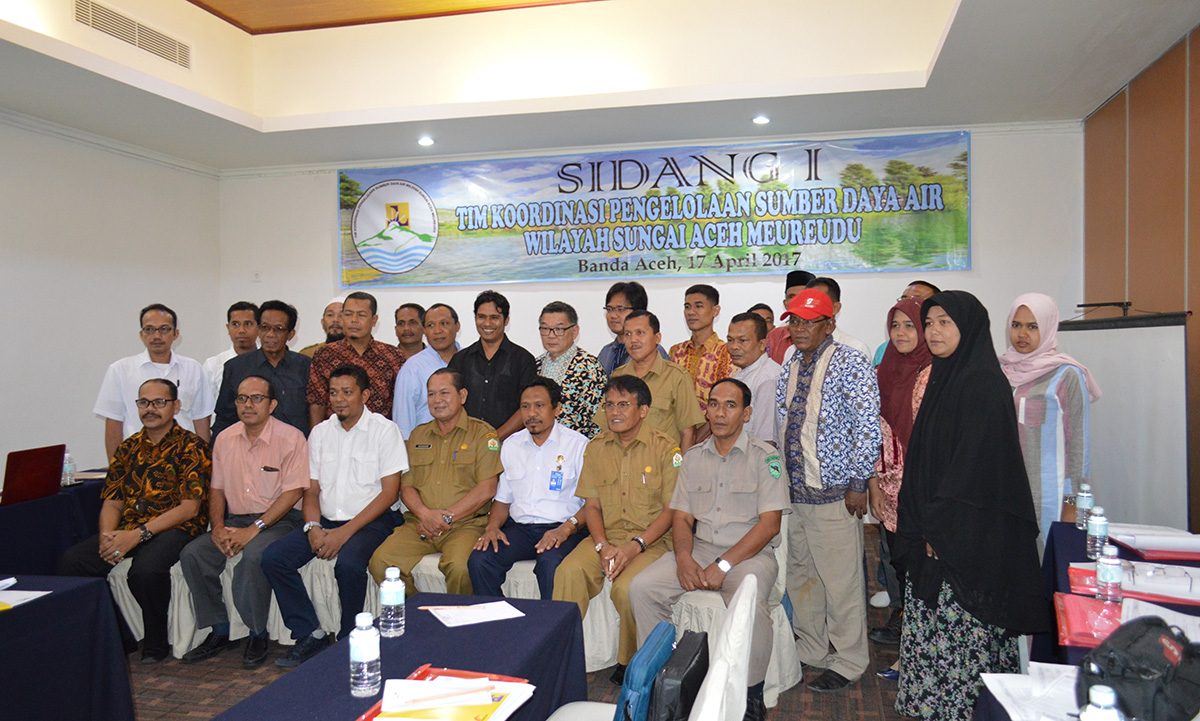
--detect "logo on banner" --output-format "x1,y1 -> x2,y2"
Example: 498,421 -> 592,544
351,180 -> 438,274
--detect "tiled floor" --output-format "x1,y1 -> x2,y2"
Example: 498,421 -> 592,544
128,524 -> 906,720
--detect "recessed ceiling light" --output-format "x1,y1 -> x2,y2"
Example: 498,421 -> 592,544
752,115 -> 770,125
418,136 -> 435,147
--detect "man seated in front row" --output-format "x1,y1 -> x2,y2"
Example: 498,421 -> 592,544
554,375 -> 679,685
368,368 -> 502,595
179,376 -> 309,669
468,378 -> 588,599
629,378 -> 787,721
261,365 -> 407,667
59,378 -> 210,663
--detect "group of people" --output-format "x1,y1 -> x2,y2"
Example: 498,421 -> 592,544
58,268 -> 1100,721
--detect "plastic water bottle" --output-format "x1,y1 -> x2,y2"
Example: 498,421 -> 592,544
349,612 -> 381,697
1079,684 -> 1127,720
1087,506 -> 1109,560
1075,483 -> 1094,530
378,566 -> 406,638
1095,544 -> 1123,605
61,450 -> 75,485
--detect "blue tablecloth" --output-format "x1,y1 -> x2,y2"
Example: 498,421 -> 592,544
215,592 -> 588,721
0,575 -> 135,721
0,480 -> 105,575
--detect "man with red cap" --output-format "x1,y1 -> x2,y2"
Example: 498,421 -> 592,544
774,288 -> 880,694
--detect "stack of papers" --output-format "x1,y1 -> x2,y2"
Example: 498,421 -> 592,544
424,601 -> 524,628
1068,561 -> 1200,605
1109,523 -> 1200,560
982,663 -> 1079,721
377,677 -> 535,721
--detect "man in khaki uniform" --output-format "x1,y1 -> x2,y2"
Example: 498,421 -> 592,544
555,374 -> 680,684
598,310 -> 705,452
368,368 -> 502,594
629,378 -> 787,721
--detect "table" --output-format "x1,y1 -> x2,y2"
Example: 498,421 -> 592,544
0,575 -> 135,721
0,480 -> 104,574
215,592 -> 588,721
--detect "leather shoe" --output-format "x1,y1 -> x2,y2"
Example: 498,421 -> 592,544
275,633 -> 330,668
609,663 -> 626,686
807,669 -> 855,693
182,633 -> 232,663
868,625 -> 901,645
243,636 -> 270,669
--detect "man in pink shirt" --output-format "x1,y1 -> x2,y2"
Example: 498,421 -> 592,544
179,375 -> 310,668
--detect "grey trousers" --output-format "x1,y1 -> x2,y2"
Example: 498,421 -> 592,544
629,538 -> 778,686
786,501 -> 868,680
179,510 -> 303,634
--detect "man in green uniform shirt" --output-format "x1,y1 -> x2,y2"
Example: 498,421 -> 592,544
555,374 -> 680,685
368,368 -> 502,594
598,310 -> 705,452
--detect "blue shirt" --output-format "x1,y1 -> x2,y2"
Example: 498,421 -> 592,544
597,338 -> 669,376
392,345 -> 456,438
775,336 -> 881,504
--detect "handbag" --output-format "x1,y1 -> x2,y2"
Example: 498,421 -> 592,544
647,630 -> 709,721
1076,615 -> 1200,721
613,621 -> 676,721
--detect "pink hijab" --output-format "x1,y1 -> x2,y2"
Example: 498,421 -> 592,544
998,293 -> 1101,401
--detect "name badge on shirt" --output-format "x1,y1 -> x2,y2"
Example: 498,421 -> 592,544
414,444 -> 433,449
549,470 -> 564,491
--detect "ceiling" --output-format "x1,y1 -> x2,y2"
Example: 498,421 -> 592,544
185,0 -> 601,34
0,0 -> 1197,172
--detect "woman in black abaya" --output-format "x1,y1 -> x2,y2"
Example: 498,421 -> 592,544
894,291 -> 1049,720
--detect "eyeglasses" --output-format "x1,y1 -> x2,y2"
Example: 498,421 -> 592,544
897,294 -> 922,302
538,324 -> 577,337
140,325 -> 175,336
260,324 -> 290,335
234,394 -> 269,405
787,316 -> 828,328
602,400 -> 634,411
135,398 -> 172,409
602,305 -> 631,313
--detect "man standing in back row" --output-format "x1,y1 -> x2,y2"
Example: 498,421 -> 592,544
669,284 -> 732,414
393,303 -> 461,438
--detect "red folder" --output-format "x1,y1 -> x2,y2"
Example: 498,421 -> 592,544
1055,592 -> 1122,648
352,664 -> 530,720
1067,567 -> 1200,607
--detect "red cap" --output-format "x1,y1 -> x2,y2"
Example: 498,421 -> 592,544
781,289 -> 834,320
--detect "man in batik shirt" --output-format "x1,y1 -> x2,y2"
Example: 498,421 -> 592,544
535,301 -> 606,438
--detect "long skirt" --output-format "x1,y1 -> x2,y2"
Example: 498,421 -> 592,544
895,580 -> 1019,720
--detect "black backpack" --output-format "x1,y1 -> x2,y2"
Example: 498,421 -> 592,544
647,630 -> 709,721
1076,615 -> 1200,721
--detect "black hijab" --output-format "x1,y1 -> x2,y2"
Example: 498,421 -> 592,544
895,291 -> 1048,634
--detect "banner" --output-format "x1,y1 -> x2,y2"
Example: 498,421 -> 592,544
339,131 -> 969,287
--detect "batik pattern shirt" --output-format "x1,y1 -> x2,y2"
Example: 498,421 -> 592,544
537,347 -> 606,438
102,423 -> 211,536
669,333 -> 733,411
307,339 -> 406,419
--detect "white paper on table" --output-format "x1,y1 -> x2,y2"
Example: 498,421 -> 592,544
380,678 -> 535,721
427,601 -> 525,627
1109,523 -> 1200,553
0,577 -> 16,591
0,590 -> 50,608
982,663 -> 1079,721
1121,598 -> 1200,638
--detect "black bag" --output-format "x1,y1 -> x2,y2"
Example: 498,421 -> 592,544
647,630 -> 709,721
1076,615 -> 1200,721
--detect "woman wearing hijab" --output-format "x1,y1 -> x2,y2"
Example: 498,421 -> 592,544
868,298 -> 932,669
894,291 -> 1048,720
999,292 -> 1101,546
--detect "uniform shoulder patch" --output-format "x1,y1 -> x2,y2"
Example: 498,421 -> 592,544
671,446 -> 683,468
486,434 -> 499,451
766,454 -> 782,479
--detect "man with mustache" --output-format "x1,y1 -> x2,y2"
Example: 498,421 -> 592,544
393,303 -> 461,439
299,297 -> 345,359
394,303 -> 426,359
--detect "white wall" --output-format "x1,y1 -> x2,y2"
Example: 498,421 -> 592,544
0,118 -> 222,475
219,122 -> 1083,369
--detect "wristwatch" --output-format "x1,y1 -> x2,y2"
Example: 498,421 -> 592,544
567,515 -> 580,528
442,513 -> 455,526
595,541 -> 608,553
303,521 -> 322,533
716,557 -> 732,573
138,524 -> 154,542
632,536 -> 647,553
253,519 -> 267,530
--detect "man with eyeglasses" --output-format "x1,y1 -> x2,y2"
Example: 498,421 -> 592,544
202,301 -> 259,407
535,301 -> 606,438
307,291 -> 406,429
213,300 -> 312,438
179,376 -> 309,668
393,303 -> 461,439
94,303 -> 214,461
597,281 -> 668,376
554,375 -> 680,686
765,270 -> 816,364
60,378 -> 211,663
775,289 -> 881,693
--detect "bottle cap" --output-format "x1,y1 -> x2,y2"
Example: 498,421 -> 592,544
1089,684 -> 1116,707
1091,506 -> 1104,516
385,566 -> 400,580
356,612 -> 374,628
1079,483 -> 1091,492
1102,545 -> 1118,558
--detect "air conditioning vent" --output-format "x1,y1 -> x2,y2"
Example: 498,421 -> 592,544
74,0 -> 191,70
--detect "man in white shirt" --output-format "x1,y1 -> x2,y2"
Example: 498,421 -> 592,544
392,303 -> 461,438
94,303 -> 214,461
202,301 -> 259,405
467,378 -> 588,599
727,312 -> 783,446
261,364 -> 407,667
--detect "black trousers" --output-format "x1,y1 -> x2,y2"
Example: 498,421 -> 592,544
58,528 -> 194,656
